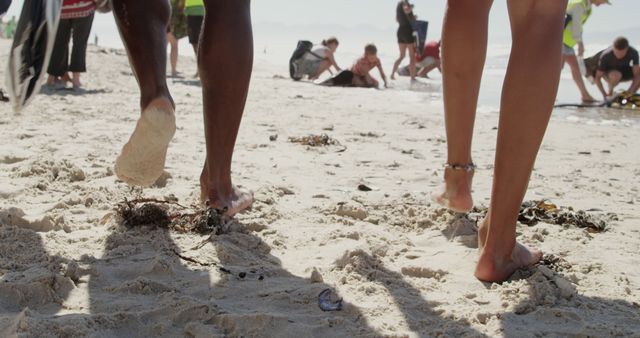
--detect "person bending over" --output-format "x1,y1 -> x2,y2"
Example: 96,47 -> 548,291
561,0 -> 610,103
595,37 -> 640,100
296,37 -> 341,80
399,40 -> 441,78
351,44 -> 388,88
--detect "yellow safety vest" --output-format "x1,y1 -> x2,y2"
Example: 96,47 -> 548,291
185,0 -> 204,8
563,0 -> 592,48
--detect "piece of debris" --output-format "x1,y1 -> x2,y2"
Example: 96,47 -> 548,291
115,198 -> 230,235
318,288 -> 343,311
289,134 -> 340,147
467,200 -> 615,233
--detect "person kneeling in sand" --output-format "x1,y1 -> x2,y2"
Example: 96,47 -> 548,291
111,0 -> 253,217
594,37 -> 640,100
351,44 -> 388,88
398,40 -> 441,79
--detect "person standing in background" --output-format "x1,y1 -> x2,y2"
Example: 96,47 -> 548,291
167,0 -> 187,77
46,0 -> 97,89
2,15 -> 18,39
562,0 -> 610,103
180,0 -> 204,56
179,0 -> 204,77
390,0 -> 417,81
3,15 -> 16,39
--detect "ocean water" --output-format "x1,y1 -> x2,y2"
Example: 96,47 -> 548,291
86,16 -> 640,128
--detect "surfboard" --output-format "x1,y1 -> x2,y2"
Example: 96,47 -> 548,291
412,20 -> 428,57
5,0 -> 61,112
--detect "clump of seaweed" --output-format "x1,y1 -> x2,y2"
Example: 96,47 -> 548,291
518,200 -> 615,233
289,134 -> 340,147
117,199 -> 171,228
467,200 -> 616,233
172,207 -> 228,235
116,198 -> 229,235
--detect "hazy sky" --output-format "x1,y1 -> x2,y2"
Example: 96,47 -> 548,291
3,0 -> 639,60
4,0 -> 639,38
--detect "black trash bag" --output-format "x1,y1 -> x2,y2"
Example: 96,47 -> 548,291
289,40 -> 313,81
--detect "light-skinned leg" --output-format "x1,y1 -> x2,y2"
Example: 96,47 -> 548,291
605,70 -> 622,96
564,54 -> 596,102
432,0 -> 492,213
391,44 -> 407,80
475,0 -> 567,282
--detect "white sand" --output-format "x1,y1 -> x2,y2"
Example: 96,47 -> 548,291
1,39 -> 639,337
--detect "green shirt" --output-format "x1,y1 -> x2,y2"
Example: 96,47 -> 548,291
184,6 -> 204,16
184,0 -> 205,16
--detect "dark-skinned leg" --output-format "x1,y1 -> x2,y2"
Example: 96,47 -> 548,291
112,0 -> 177,187
198,0 -> 253,216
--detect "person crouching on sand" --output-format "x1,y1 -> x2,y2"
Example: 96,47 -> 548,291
297,37 -> 341,80
594,37 -> 640,100
351,44 -> 388,89
432,0 -> 568,282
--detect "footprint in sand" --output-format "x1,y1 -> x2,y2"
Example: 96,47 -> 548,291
115,98 -> 176,187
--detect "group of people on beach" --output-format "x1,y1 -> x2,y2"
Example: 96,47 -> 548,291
562,0 -> 639,102
43,0 -> 208,90
291,1 -> 441,88
82,0 -> 566,283
293,38 -> 389,88
3,0 -> 635,284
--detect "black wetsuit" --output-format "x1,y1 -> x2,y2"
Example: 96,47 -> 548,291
396,1 -> 415,44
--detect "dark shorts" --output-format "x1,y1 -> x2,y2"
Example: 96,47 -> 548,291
397,26 -> 415,44
607,67 -> 634,82
187,15 -> 204,45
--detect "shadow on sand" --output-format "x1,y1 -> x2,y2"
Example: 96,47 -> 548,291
1,205 -> 639,337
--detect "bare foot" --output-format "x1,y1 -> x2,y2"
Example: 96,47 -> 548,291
431,167 -> 474,213
581,95 -> 597,103
474,241 -> 542,282
200,169 -> 254,217
115,97 -> 176,187
200,181 -> 254,218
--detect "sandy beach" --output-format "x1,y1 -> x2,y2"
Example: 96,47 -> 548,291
1,38 -> 639,337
